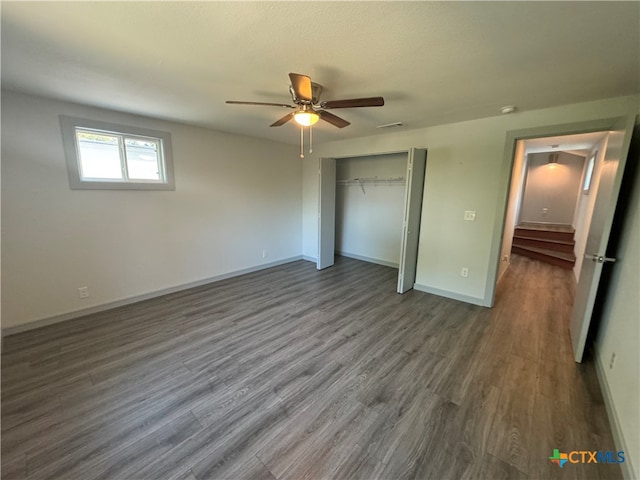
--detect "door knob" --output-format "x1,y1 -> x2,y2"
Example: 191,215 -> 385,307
586,253 -> 617,263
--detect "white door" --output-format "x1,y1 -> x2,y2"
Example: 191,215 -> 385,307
570,115 -> 635,363
317,157 -> 336,270
397,148 -> 427,293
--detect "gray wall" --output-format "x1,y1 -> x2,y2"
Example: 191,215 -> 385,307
1,90 -> 302,330
519,151 -> 585,225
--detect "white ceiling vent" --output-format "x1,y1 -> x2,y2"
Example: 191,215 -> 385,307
376,122 -> 404,129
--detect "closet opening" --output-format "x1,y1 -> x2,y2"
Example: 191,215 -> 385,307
335,152 -> 407,269
318,148 -> 427,293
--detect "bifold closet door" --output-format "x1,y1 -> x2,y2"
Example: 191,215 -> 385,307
397,148 -> 427,293
317,157 -> 336,270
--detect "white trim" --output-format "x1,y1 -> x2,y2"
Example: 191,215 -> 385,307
413,283 -> 487,306
1,256 -> 303,337
302,255 -> 317,262
60,115 -> 175,190
336,251 -> 399,268
595,350 -> 636,480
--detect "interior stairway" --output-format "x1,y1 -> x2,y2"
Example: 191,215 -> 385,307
511,222 -> 576,269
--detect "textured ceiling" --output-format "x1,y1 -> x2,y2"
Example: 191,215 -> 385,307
2,2 -> 639,145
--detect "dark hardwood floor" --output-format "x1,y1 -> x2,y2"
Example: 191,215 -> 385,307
1,255 -> 621,480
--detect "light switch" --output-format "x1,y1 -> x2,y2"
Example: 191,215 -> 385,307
464,210 -> 476,221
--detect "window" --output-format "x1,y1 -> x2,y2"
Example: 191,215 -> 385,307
60,116 -> 174,190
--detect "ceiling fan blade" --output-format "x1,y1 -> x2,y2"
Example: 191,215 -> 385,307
226,101 -> 294,108
270,113 -> 294,127
321,97 -> 385,109
289,73 -> 313,102
319,111 -> 350,128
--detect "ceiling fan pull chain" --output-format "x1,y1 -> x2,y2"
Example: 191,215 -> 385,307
309,125 -> 313,154
300,126 -> 304,158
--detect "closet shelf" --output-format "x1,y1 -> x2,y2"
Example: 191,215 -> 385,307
337,176 -> 406,194
336,176 -> 405,186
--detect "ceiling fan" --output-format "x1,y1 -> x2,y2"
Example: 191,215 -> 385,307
226,73 -> 384,129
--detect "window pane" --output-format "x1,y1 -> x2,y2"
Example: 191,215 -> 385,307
583,154 -> 595,192
76,130 -> 123,180
125,138 -> 162,181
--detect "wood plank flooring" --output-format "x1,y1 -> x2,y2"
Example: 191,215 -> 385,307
1,255 -> 622,480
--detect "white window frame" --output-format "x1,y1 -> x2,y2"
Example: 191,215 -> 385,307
60,115 -> 175,190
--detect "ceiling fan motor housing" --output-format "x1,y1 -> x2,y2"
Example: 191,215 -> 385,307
289,82 -> 323,105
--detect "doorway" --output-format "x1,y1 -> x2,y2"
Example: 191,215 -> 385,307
492,115 -> 635,363
499,131 -> 608,283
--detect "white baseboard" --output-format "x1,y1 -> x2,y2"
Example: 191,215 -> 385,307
413,283 -> 487,307
594,350 -> 636,480
302,255 -> 317,262
496,257 -> 511,285
2,256 -> 304,337
336,251 -> 399,268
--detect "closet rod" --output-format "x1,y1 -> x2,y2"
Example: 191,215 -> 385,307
336,176 -> 405,185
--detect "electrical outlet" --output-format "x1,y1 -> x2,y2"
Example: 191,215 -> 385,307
262,249 -> 268,259
464,211 -> 476,221
461,267 -> 469,278
609,352 -> 616,370
78,286 -> 89,299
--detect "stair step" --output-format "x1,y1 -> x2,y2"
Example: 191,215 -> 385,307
512,235 -> 575,253
511,245 -> 576,269
517,222 -> 575,233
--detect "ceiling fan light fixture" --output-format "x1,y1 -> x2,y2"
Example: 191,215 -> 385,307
294,111 -> 320,126
227,73 -> 384,156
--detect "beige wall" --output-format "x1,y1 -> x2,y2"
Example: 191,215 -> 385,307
303,94 -> 639,305
519,151 -> 585,225
1,91 -> 301,330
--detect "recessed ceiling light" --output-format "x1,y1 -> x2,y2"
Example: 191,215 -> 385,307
500,105 -> 516,114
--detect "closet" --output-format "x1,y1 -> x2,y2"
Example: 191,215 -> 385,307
318,148 -> 427,293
